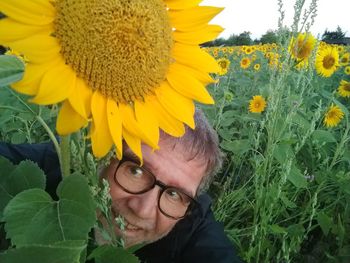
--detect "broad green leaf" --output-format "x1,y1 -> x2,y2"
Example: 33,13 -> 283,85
10,132 -> 27,144
287,165 -> 307,188
291,113 -> 310,131
0,159 -> 45,219
3,174 -> 96,247
220,139 -> 250,156
312,130 -> 337,143
273,142 -> 294,164
0,55 -> 25,87
280,193 -> 297,209
0,240 -> 86,263
317,212 -> 332,236
88,245 -> 140,263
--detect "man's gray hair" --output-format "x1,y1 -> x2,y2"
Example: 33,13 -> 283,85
161,108 -> 223,195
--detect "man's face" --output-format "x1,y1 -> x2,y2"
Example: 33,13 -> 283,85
104,140 -> 207,247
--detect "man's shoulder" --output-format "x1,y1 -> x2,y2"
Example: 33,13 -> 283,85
136,193 -> 242,263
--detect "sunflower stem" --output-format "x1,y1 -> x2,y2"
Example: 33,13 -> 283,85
60,135 -> 71,177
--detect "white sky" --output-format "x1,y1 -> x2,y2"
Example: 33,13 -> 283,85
201,0 -> 350,39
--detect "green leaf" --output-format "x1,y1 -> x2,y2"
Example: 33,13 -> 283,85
0,55 -> 25,87
269,224 -> 287,234
317,212 -> 332,236
0,159 -> 45,219
0,240 -> 86,263
3,174 -> 96,247
10,132 -> 27,144
88,245 -> 140,263
280,192 -> 297,209
273,142 -> 294,164
287,165 -> 307,188
220,139 -> 250,156
312,130 -> 337,143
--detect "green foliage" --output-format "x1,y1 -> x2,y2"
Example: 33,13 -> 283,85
0,55 -> 24,88
88,245 -> 140,263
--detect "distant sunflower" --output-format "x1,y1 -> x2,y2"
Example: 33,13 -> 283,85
249,95 -> 267,113
240,57 -> 251,69
315,46 -> 339,77
245,46 -> 253,55
253,64 -> 260,71
217,58 -> 231,76
345,66 -> 350,75
340,53 -> 350,66
338,80 -> 350,98
323,104 -> 344,128
289,33 -> 316,68
0,0 -> 223,160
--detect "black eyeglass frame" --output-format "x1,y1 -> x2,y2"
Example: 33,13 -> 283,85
113,156 -> 198,220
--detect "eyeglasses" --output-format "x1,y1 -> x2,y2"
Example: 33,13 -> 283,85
113,156 -> 197,220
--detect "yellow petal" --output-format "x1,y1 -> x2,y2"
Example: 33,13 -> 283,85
168,6 -> 223,32
107,99 -> 123,160
173,25 -> 224,45
7,35 -> 60,64
172,43 -> 220,73
167,63 -> 214,104
31,59 -> 75,105
68,78 -> 92,119
56,100 -> 88,135
135,100 -> 160,150
147,95 -> 185,137
155,81 -> 195,129
91,91 -> 113,158
119,103 -> 158,149
178,64 -> 217,85
123,129 -> 143,163
0,0 -> 54,25
164,0 -> 202,9
11,59 -> 60,95
0,18 -> 52,44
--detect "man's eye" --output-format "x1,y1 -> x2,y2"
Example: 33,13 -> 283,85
165,189 -> 182,202
129,166 -> 143,178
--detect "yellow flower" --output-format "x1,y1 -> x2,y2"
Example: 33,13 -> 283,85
323,104 -> 344,128
249,95 -> 267,113
288,33 -> 316,68
338,80 -> 350,98
245,46 -> 254,55
240,57 -> 251,69
345,66 -> 350,75
253,64 -> 260,71
315,46 -> 339,77
0,0 -> 223,160
217,58 -> 231,76
340,52 -> 350,66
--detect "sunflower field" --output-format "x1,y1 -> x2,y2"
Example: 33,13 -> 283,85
202,38 -> 350,262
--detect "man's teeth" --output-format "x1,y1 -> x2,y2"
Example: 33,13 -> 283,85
125,220 -> 140,230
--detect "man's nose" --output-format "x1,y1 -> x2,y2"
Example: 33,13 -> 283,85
127,188 -> 159,219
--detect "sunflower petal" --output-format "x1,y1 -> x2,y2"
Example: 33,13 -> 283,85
68,78 -> 92,119
56,100 -> 88,135
31,60 -> 75,105
168,6 -> 223,32
91,91 -> 113,158
7,35 -> 60,64
135,100 -> 160,150
0,18 -> 52,44
167,63 -> 214,104
0,0 -> 54,26
173,25 -> 224,45
11,59 -> 59,95
179,64 -> 217,85
173,43 -> 220,73
123,129 -> 143,163
147,95 -> 185,137
119,103 -> 158,149
107,98 -> 123,160
155,81 -> 195,129
164,0 -> 202,10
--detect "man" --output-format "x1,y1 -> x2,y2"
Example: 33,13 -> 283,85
0,110 -> 242,262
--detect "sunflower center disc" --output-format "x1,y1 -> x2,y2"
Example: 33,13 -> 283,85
54,0 -> 173,103
323,55 -> 335,69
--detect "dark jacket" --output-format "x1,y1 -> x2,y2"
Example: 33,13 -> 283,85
0,142 -> 242,263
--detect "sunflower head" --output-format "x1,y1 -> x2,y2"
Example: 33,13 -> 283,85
288,33 -> 316,68
345,66 -> 350,75
340,53 -> 350,66
338,80 -> 350,98
217,58 -> 231,75
315,46 -> 339,77
249,95 -> 267,113
323,104 -> 344,128
240,57 -> 251,69
0,0 -> 224,161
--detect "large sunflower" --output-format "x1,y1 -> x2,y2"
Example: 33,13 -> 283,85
0,0 -> 223,160
315,46 -> 339,77
288,33 -> 316,68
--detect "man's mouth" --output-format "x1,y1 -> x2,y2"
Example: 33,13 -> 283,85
124,219 -> 142,231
